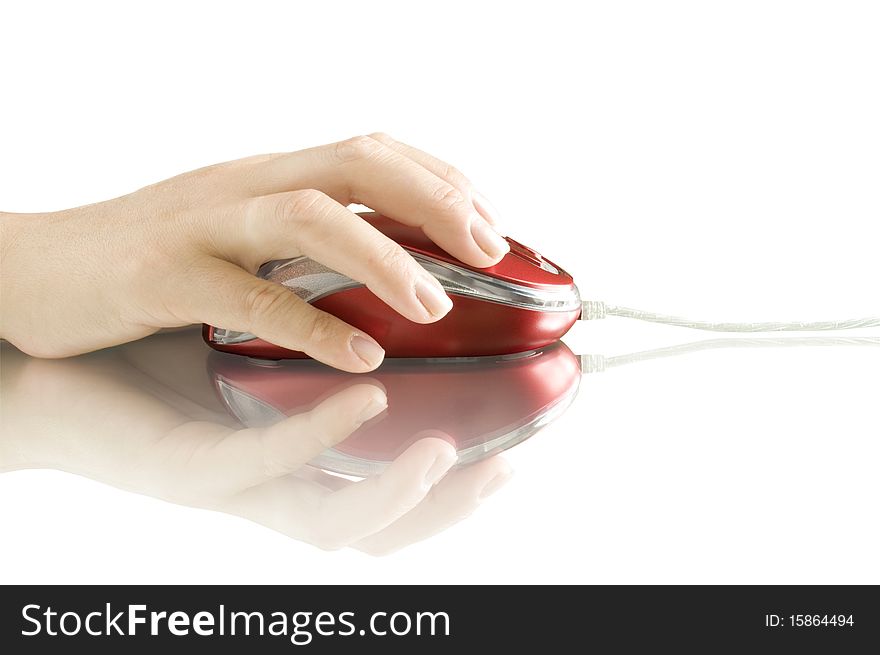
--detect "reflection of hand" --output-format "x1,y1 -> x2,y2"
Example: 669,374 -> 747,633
0,335 -> 511,554
0,134 -> 508,372
228,437 -> 510,554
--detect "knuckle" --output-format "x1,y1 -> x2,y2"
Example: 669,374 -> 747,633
370,239 -> 414,280
333,135 -> 383,163
428,182 -> 468,214
275,189 -> 327,225
301,310 -> 339,345
367,131 -> 394,144
439,162 -> 469,188
270,190 -> 331,236
244,284 -> 291,327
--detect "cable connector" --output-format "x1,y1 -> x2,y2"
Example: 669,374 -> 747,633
580,300 -> 607,321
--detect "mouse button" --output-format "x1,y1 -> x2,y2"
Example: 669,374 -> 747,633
506,237 -> 559,274
506,237 -> 540,259
506,238 -> 558,273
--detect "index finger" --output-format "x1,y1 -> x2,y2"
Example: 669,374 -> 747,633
247,137 -> 510,268
366,132 -> 503,229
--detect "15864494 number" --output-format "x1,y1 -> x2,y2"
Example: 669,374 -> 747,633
790,615 -> 854,627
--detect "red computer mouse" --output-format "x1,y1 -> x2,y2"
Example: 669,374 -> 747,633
203,212 -> 581,359
208,341 -> 582,476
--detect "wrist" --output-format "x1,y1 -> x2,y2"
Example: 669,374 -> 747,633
0,212 -> 34,340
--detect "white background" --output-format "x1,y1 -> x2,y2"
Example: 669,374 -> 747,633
1,0 -> 878,583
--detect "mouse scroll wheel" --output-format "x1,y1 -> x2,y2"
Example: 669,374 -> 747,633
506,238 -> 560,275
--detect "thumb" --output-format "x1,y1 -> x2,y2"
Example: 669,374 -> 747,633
182,258 -> 385,372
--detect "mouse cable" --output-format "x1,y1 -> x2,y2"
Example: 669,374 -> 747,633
579,301 -> 880,332
577,335 -> 880,374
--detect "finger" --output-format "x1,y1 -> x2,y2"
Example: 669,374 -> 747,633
249,137 -> 510,267
304,436 -> 459,550
202,382 -> 387,489
176,257 -> 386,372
354,456 -> 513,556
366,132 -> 503,229
240,191 -> 453,323
290,465 -> 353,493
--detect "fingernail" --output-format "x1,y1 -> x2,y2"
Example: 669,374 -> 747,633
414,275 -> 453,319
470,216 -> 510,261
473,191 -> 504,233
478,471 -> 512,501
424,451 -> 458,486
356,395 -> 387,426
350,333 -> 385,368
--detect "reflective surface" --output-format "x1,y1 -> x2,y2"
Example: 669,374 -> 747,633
210,343 -> 580,476
1,326 -> 878,583
0,330 -> 524,555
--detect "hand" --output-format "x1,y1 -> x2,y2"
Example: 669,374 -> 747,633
0,330 -> 512,554
0,134 -> 508,372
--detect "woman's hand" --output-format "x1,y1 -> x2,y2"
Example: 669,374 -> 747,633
0,134 -> 508,372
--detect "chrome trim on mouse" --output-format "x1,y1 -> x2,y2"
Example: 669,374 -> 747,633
210,250 -> 581,346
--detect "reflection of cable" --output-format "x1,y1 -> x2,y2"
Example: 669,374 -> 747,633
578,336 -> 880,374
579,301 -> 880,332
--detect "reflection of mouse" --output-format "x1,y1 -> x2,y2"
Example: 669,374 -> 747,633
204,212 -> 581,359
208,342 -> 581,476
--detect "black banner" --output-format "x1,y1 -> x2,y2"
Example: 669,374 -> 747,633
0,585 -> 876,652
